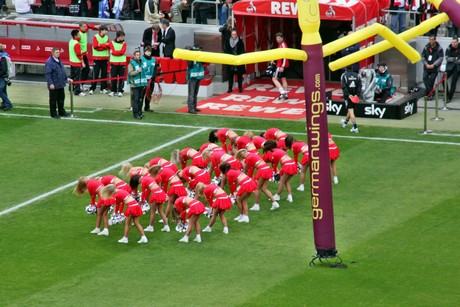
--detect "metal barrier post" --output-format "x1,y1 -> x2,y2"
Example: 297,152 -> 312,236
420,96 -> 433,134
431,74 -> 444,121
441,74 -> 450,111
69,82 -> 77,118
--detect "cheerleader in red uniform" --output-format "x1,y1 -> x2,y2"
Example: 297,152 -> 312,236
235,149 -> 279,211
101,184 -> 148,244
285,135 -> 310,192
209,128 -> 239,153
231,135 -> 259,155
199,142 -> 225,154
263,140 -> 297,203
261,127 -> 289,150
177,165 -> 211,190
149,165 -> 187,226
130,174 -> 170,233
99,174 -> 132,215
201,148 -> 242,178
146,156 -> 179,173
252,135 -> 267,151
328,133 -> 340,184
195,182 -> 231,234
174,196 -> 206,243
119,162 -> 149,179
219,161 -> 257,223
74,176 -> 110,236
171,148 -> 209,169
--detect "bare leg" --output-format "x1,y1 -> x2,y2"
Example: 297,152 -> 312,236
133,216 -> 145,236
259,178 -> 275,202
123,215 -> 132,238
185,214 -> 199,236
219,210 -> 228,228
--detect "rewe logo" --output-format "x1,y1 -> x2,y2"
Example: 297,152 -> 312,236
364,104 -> 386,118
404,103 -> 414,114
326,100 -> 343,115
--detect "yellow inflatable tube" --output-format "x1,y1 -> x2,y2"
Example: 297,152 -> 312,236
172,48 -> 307,65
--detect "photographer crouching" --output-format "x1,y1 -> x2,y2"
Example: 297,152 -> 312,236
0,43 -> 13,111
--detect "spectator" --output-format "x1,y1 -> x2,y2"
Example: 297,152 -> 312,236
68,29 -> 86,97
186,45 -> 205,114
144,0 -> 164,24
421,34 -> 444,99
41,0 -> 56,15
419,1 -> 439,36
340,31 -> 360,74
194,0 -> 212,24
271,32 -> 289,100
445,36 -> 460,102
109,30 -> 127,97
223,29 -> 246,93
389,0 -> 409,34
176,0 -> 189,23
374,62 -> 395,103
161,19 -> 176,58
89,25 -> 110,95
44,48 -> 72,118
219,0 -> 234,25
219,16 -> 232,56
128,49 -> 147,119
0,44 -> 13,111
340,66 -> 361,133
142,22 -> 162,57
12,0 -> 33,14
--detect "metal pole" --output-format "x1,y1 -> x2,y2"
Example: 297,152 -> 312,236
420,96 -> 433,134
441,73 -> 450,111
69,82 -> 77,118
431,75 -> 444,121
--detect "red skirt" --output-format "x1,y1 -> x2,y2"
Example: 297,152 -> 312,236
255,165 -> 273,180
213,193 -> 232,210
187,200 -> 206,217
301,154 -> 310,165
237,177 -> 258,196
124,201 -> 143,217
97,198 -> 112,208
168,182 -> 188,197
280,160 -> 297,176
149,187 -> 167,204
329,147 -> 340,161
116,182 -> 132,193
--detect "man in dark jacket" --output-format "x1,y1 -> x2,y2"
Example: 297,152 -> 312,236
45,48 -> 72,119
445,36 -> 460,102
340,66 -> 362,133
161,19 -> 176,58
0,44 -> 13,111
421,34 -> 444,99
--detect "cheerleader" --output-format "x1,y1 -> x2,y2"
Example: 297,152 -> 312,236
328,133 -> 340,184
174,196 -> 206,243
101,184 -> 148,244
201,148 -> 242,178
235,149 -> 279,211
195,183 -> 231,234
209,128 -> 239,153
285,135 -> 310,191
219,161 -> 258,223
177,165 -> 211,190
146,156 -> 179,173
74,176 -> 110,236
119,162 -> 149,179
231,135 -> 259,155
130,174 -> 170,233
171,148 -> 209,169
261,127 -> 289,150
199,142 -> 225,153
263,140 -> 297,203
149,165 -> 187,225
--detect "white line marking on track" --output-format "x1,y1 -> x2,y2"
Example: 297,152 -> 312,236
13,106 -> 102,113
0,127 -> 208,218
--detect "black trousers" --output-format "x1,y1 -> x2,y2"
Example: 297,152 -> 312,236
70,66 -> 82,94
110,65 -> 126,93
187,78 -> 200,111
228,70 -> 243,92
81,55 -> 90,84
91,59 -> 108,91
423,70 -> 438,97
131,86 -> 145,117
49,87 -> 66,117
375,89 -> 391,103
447,67 -> 459,99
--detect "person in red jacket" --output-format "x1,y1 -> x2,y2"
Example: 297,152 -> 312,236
328,133 -> 340,184
195,182 -> 231,234
108,30 -> 127,97
174,196 -> 206,243
90,25 -> 110,95
68,29 -> 86,96
271,32 -> 289,100
101,184 -> 148,244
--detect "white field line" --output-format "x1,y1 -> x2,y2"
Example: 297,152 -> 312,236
13,105 -> 102,113
0,127 -> 208,217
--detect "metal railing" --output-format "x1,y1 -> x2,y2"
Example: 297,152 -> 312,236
190,0 -> 220,26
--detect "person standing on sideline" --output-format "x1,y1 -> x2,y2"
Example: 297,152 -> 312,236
421,34 -> 444,99
0,44 -> 13,111
128,49 -> 147,119
271,32 -> 289,100
45,48 -> 72,119
89,25 -> 110,95
340,66 -> 362,133
78,22 -> 97,91
224,29 -> 246,93
389,0 -> 409,34
445,36 -> 460,102
141,46 -> 157,112
109,30 -> 127,97
142,22 -> 162,57
68,29 -> 86,97
161,19 -> 176,58
186,45 -> 204,114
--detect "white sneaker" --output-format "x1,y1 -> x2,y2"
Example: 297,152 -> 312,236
234,214 -> 243,221
238,215 -> 249,223
179,236 -> 189,243
270,201 -> 280,211
101,89 -> 109,94
223,227 -> 229,234
117,92 -> 123,97
341,119 -> 348,128
161,225 -> 170,232
88,90 -> 94,95
249,204 -> 260,211
287,195 -> 293,203
296,184 -> 305,191
138,236 -> 148,244
159,219 -> 164,223
78,92 -> 86,97
350,127 -> 359,133
333,176 -> 339,184
97,228 -> 109,236
193,235 -> 202,243
202,226 -> 212,232
118,237 -> 128,244
109,92 -> 115,97
273,194 -> 280,201
144,225 -> 154,232
90,227 -> 101,234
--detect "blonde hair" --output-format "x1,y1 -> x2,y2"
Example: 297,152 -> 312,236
101,184 -> 117,200
235,149 -> 248,161
202,148 -> 212,160
148,165 -> 162,177
170,149 -> 180,165
195,182 -> 206,197
243,131 -> 254,139
119,162 -> 133,178
74,176 -> 89,196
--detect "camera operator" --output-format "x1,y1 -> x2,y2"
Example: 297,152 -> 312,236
0,44 -> 13,111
